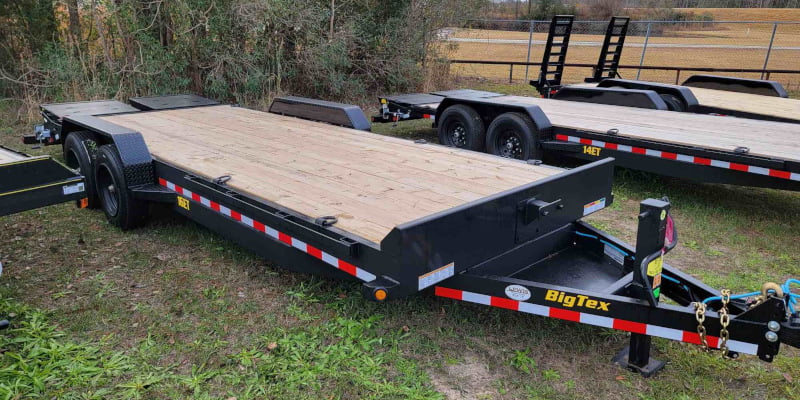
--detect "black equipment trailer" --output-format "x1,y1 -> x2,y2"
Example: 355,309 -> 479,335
25,94 -> 800,376
0,146 -> 86,217
528,16 -> 800,124
373,90 -> 800,192
1,144 -> 87,331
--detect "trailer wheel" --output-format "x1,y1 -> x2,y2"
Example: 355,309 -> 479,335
94,144 -> 149,230
659,94 -> 686,112
63,131 -> 100,208
485,113 -> 536,160
438,105 -> 485,151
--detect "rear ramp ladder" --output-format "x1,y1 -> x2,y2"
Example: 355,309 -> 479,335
585,16 -> 630,83
530,15 -> 575,97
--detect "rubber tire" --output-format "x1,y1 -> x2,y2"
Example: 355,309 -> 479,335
63,131 -> 100,208
437,104 -> 485,151
94,144 -> 149,230
659,94 -> 686,112
485,112 -> 537,161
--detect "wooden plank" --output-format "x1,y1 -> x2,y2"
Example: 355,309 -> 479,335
100,106 -> 560,243
687,87 -> 800,120
0,148 -> 25,164
498,95 -> 800,163
572,83 -> 800,122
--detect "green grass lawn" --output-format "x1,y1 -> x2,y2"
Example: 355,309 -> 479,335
1,86 -> 799,399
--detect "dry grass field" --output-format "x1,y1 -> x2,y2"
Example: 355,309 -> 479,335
449,8 -> 800,89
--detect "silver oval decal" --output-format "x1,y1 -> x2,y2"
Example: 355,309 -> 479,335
504,284 -> 531,301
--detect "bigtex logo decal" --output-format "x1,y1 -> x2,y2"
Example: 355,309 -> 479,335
545,290 -> 609,311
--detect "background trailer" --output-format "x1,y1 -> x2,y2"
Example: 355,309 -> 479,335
534,15 -> 800,124
374,90 -> 800,191
25,94 -> 800,376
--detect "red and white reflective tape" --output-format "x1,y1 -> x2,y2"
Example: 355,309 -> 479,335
159,178 -> 376,282
555,134 -> 799,182
422,114 -> 435,120
435,286 -> 759,355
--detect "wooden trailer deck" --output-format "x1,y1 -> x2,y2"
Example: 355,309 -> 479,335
492,96 -> 800,163
100,105 -> 561,243
687,87 -> 800,120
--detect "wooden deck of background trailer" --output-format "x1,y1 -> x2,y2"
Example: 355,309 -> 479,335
0,148 -> 25,164
577,83 -> 800,121
686,87 -> 800,120
493,96 -> 800,163
100,106 -> 561,243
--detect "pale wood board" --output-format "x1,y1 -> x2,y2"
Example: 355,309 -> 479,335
572,83 -> 799,121
496,95 -> 800,162
100,106 -> 560,243
0,148 -> 25,164
686,87 -> 800,120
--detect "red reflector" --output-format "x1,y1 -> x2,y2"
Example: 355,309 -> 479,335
632,147 -> 646,155
490,296 -> 519,310
307,245 -> 322,259
613,319 -> 647,335
435,287 -> 463,300
555,134 -> 569,141
278,232 -> 292,245
605,143 -> 618,150
694,157 -> 711,166
769,170 -> 791,179
730,163 -> 748,172
158,178 -> 167,186
579,138 -> 592,145
662,152 -> 677,160
338,260 -> 357,276
549,308 -> 580,322
254,221 -> 266,233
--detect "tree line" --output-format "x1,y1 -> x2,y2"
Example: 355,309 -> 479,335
0,0 -> 487,115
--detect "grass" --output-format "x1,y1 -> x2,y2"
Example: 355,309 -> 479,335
1,86 -> 800,399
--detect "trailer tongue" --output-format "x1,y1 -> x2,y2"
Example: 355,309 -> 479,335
26,94 -> 800,376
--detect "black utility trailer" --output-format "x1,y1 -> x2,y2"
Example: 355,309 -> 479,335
374,90 -> 800,191
534,16 -> 800,124
0,146 -> 86,217
28,95 -> 800,376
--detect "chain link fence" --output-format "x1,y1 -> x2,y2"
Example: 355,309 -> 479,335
445,20 -> 800,91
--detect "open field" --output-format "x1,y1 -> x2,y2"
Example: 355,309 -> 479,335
1,87 -> 800,398
450,9 -> 800,89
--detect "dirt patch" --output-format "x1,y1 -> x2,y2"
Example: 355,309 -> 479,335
429,355 -> 498,400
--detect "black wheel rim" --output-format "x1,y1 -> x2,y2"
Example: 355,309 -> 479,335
97,165 -> 119,217
496,130 -> 524,159
444,120 -> 467,147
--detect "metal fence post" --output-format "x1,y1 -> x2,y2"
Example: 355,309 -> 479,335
525,20 -> 535,82
636,22 -> 652,80
761,23 -> 778,80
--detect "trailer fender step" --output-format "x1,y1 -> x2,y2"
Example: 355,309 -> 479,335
553,87 -> 668,110
682,75 -> 788,98
269,96 -> 371,131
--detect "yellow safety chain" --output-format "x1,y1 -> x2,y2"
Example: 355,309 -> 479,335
718,289 -> 731,357
694,288 -> 732,357
694,301 -> 709,351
